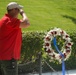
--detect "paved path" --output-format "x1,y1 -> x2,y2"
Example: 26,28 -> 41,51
19,69 -> 76,75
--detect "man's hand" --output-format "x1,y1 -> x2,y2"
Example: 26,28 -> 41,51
20,9 -> 24,15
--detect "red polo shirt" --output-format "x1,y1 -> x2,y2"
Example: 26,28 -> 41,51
0,14 -> 22,60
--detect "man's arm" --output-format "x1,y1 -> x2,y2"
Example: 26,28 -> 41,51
19,9 -> 30,28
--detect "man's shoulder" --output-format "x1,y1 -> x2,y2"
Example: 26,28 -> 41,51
0,15 -> 9,23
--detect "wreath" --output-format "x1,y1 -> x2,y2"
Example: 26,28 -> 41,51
43,28 -> 73,63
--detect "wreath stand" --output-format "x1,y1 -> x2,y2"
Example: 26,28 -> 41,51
53,37 -> 65,75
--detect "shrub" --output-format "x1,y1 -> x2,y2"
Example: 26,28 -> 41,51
20,31 -> 44,63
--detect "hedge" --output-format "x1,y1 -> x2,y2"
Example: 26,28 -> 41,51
19,31 -> 76,73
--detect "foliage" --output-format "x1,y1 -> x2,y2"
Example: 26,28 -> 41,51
19,31 -> 76,72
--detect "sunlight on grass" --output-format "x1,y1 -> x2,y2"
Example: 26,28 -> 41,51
0,0 -> 76,32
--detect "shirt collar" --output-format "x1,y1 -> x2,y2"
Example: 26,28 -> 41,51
5,14 -> 12,18
5,14 -> 17,19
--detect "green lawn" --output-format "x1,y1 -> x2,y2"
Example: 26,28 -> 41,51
0,0 -> 76,32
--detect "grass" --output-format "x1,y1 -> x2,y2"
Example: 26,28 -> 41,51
0,0 -> 76,32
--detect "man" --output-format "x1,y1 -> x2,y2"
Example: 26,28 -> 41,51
0,2 -> 30,75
